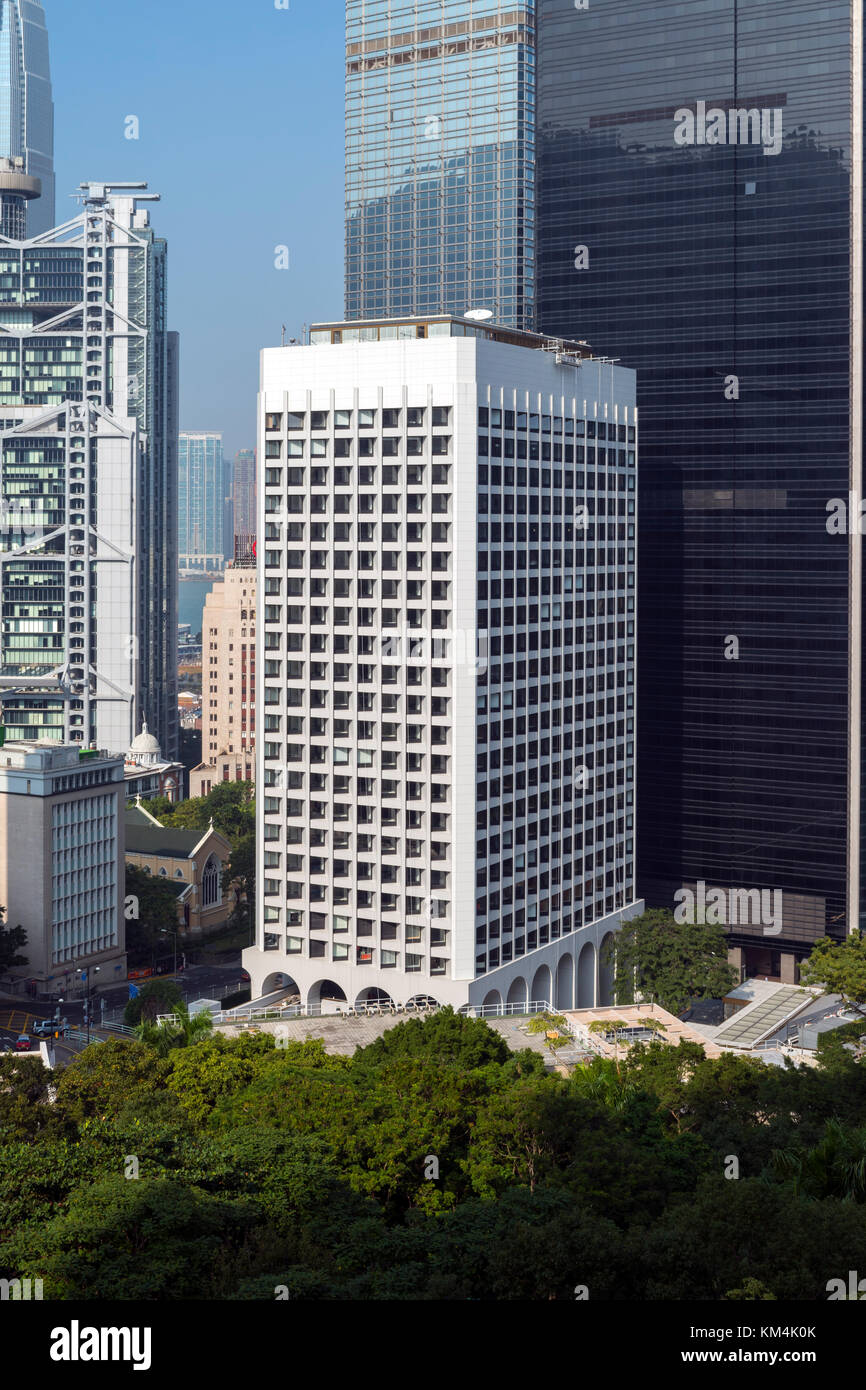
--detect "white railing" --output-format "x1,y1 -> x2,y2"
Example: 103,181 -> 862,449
210,998 -> 561,1029
212,999 -> 442,1026
461,999 -> 553,1020
67,1030 -> 104,1046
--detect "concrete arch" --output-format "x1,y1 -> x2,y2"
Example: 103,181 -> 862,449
482,989 -> 502,1010
555,953 -> 574,1010
262,971 -> 299,1000
407,994 -> 439,1009
531,964 -> 552,1007
577,941 -> 596,1008
355,986 -> 393,1008
307,979 -> 347,1007
506,976 -> 528,1008
598,932 -> 616,1006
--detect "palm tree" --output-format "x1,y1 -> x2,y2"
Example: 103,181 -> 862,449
571,1054 -> 641,1111
772,1118 -> 866,1201
134,1000 -> 213,1056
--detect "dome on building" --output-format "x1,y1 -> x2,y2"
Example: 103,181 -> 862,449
128,718 -> 162,765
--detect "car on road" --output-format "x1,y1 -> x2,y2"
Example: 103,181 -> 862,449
33,1019 -> 69,1038
15,1034 -> 32,1051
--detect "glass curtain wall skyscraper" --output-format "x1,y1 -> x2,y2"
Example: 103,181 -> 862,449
345,0 -> 536,329
0,183 -> 179,759
178,432 -> 226,573
537,0 -> 862,974
0,1 -> 53,235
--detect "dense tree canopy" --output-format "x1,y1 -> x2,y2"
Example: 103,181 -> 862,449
1,1009 -> 865,1299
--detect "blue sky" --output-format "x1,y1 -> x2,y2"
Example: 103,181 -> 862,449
48,0 -> 346,457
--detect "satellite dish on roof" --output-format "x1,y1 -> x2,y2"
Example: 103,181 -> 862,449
464,308 -> 493,321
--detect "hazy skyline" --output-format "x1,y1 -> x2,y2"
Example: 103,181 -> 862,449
49,0 -> 345,458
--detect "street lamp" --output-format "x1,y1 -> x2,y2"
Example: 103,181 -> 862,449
75,964 -> 100,1045
160,927 -> 178,976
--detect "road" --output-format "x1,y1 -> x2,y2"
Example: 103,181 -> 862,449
0,957 -> 248,1061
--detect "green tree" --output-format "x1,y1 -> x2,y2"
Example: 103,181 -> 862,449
134,1000 -> 214,1056
1,1176 -> 259,1300
166,1033 -> 333,1128
0,1054 -> 63,1142
800,931 -> 866,1017
124,976 -> 183,1026
52,1038 -> 173,1125
222,829 -> 255,933
632,1177 -> 866,1301
352,1006 -> 512,1069
124,865 -> 181,965
722,1278 -> 776,1301
0,904 -> 27,972
149,782 -> 254,841
605,908 -> 737,1014
771,1118 -> 866,1202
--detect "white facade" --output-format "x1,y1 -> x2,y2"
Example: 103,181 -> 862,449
244,319 -> 642,1012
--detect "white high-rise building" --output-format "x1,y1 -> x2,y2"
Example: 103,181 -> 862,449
244,315 -> 642,1013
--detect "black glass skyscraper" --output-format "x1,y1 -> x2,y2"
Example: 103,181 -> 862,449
537,0 -> 862,974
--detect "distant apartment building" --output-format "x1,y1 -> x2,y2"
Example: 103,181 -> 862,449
243,314 -> 641,1012
178,432 -> 225,572
0,182 -> 179,758
232,449 -> 257,546
0,741 -> 127,991
189,553 -> 256,797
345,0 -> 536,329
